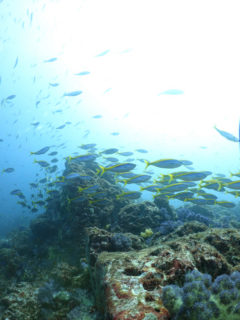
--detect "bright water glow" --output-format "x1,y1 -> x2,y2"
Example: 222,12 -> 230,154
0,0 -> 240,229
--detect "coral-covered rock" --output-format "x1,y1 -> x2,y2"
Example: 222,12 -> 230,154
1,282 -> 40,320
91,235 -> 231,319
118,201 -> 174,235
86,227 -> 146,266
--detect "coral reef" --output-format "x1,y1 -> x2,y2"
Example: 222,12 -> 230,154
162,269 -> 240,319
1,157 -> 240,319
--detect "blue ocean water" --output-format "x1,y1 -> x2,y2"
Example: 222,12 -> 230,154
1,0 -> 240,238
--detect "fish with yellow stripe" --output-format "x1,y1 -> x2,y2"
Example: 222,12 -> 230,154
144,159 -> 193,170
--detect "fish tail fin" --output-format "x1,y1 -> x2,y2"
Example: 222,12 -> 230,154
217,183 -> 222,191
168,174 -> 173,183
78,187 -> 83,193
140,186 -> 144,191
116,194 -> 121,200
123,180 -> 127,186
30,152 -> 34,155
144,160 -> 150,170
98,165 -> 105,176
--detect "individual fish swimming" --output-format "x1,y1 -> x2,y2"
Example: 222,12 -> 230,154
79,143 -> 97,150
6,95 -> 16,100
116,191 -> 141,200
100,148 -> 118,155
67,154 -> 97,162
13,56 -> 18,68
156,182 -> 193,193
144,159 -> 192,170
44,57 -> 57,63
167,171 -> 212,182
95,49 -> 110,57
2,168 -> 15,173
56,124 -> 66,129
92,114 -> 102,119
104,157 -> 119,162
34,160 -> 50,167
185,198 -> 216,205
78,185 -> 99,194
215,201 -> 236,208
30,146 -> 50,155
136,149 -> 148,153
214,123 -> 240,143
97,163 -> 136,176
118,151 -> 134,156
48,151 -> 58,156
117,174 -> 151,186
63,90 -> 82,97
224,180 -> 240,190
75,71 -> 90,76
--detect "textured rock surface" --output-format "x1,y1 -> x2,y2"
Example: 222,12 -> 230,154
90,227 -> 232,319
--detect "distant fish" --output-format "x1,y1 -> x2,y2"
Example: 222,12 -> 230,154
34,160 -> 50,167
68,154 -> 97,162
10,189 -> 22,195
2,168 -> 15,173
118,174 -> 151,186
214,125 -> 240,143
136,149 -> 148,153
111,132 -> 119,136
104,157 -> 119,162
51,158 -> 58,163
6,95 -> 16,100
75,71 -> 90,76
0,139 -> 3,142
44,57 -> 57,63
49,82 -> 59,87
48,151 -> 58,156
100,148 -> 118,155
56,124 -> 66,129
215,201 -> 235,208
31,122 -> 40,126
144,159 -> 187,170
63,90 -> 82,97
13,57 -> 18,69
79,143 -> 97,150
97,163 -> 136,176
48,165 -> 58,173
30,183 -> 38,188
31,146 -> 50,155
158,89 -> 184,95
92,114 -> 102,119
116,191 -> 141,200
95,49 -> 110,57
225,180 -> 240,190
118,151 -> 134,156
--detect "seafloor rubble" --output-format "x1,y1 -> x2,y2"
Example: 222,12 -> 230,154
1,159 -> 240,319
